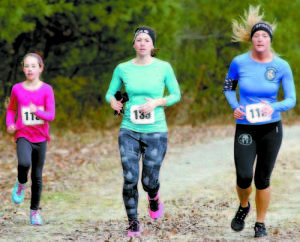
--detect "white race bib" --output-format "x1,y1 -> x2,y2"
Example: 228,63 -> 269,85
130,105 -> 155,124
21,106 -> 45,126
246,103 -> 271,123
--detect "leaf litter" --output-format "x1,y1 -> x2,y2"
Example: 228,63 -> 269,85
0,125 -> 299,241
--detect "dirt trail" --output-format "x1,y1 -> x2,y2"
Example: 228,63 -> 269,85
62,124 -> 300,237
158,124 -> 300,240
0,125 -> 299,241
161,124 -> 300,201
96,124 -> 300,221
161,136 -> 234,198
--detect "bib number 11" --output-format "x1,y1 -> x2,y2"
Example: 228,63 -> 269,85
246,103 -> 271,123
22,107 -> 44,125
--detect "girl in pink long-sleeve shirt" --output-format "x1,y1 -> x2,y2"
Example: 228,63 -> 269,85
6,53 -> 55,226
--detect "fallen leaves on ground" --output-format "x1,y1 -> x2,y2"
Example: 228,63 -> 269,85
0,125 -> 299,241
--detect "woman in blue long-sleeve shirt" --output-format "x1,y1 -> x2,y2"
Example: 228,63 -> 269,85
223,5 -> 296,238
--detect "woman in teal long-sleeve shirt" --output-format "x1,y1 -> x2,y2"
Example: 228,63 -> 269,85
106,26 -> 180,238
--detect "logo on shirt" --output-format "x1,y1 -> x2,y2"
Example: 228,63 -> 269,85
265,67 -> 277,81
238,133 -> 252,145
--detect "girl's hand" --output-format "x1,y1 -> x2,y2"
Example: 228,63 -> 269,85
30,102 -> 37,113
139,98 -> 158,114
110,97 -> 123,114
234,106 -> 246,119
7,125 -> 16,134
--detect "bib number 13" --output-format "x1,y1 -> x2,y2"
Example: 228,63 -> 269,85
130,105 -> 155,124
246,103 -> 271,123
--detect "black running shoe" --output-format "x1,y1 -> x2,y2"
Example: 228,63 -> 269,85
254,222 -> 268,238
126,220 -> 141,237
231,202 -> 252,232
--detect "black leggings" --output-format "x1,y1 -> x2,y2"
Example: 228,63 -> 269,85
234,121 -> 282,190
16,137 -> 47,210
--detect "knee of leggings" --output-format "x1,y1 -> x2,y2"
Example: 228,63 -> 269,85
142,180 -> 160,194
18,163 -> 30,170
254,177 -> 270,190
123,178 -> 138,191
237,176 -> 253,189
31,176 -> 43,183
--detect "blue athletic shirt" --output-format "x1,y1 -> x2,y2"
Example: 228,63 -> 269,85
223,52 -> 296,125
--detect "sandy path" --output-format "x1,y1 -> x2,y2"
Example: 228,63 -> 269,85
1,124 -> 299,241
94,124 -> 300,225
161,124 -> 300,197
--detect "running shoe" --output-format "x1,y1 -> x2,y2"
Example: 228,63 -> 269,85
126,220 -> 141,237
231,202 -> 252,232
254,222 -> 268,237
30,210 -> 43,226
148,193 -> 164,220
12,180 -> 26,204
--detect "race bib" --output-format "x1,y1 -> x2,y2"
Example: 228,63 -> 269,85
246,103 -> 271,123
130,105 -> 155,124
21,106 -> 44,126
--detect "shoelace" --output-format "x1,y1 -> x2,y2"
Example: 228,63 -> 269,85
31,211 -> 39,217
255,224 -> 266,232
127,221 -> 139,232
17,185 -> 25,196
234,207 -> 249,223
149,198 -> 160,212
32,211 -> 38,216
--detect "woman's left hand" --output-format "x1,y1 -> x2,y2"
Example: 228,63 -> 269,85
261,101 -> 274,117
139,98 -> 158,114
30,102 -> 37,113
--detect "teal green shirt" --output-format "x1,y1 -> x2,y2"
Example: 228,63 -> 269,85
106,58 -> 181,133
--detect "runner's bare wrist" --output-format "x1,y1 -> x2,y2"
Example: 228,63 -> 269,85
156,98 -> 166,107
109,97 -> 116,104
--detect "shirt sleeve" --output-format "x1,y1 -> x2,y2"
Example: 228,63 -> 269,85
223,59 -> 240,110
270,62 -> 296,112
164,63 -> 181,106
6,86 -> 17,127
35,86 -> 55,121
224,91 -> 239,110
105,65 -> 123,104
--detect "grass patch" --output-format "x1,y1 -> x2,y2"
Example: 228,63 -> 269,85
43,192 -> 78,204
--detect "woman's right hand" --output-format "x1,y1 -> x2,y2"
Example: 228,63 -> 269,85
110,97 -> 123,114
234,106 -> 246,119
7,125 -> 16,134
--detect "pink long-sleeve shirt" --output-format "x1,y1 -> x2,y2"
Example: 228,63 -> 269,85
6,82 -> 55,142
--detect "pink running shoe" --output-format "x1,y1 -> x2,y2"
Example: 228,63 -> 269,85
148,193 -> 164,220
126,220 -> 141,238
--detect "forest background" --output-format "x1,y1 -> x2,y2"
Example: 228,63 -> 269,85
1,1 -> 299,240
0,0 -> 299,130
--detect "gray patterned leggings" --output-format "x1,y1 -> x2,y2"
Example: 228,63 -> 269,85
118,128 -> 168,223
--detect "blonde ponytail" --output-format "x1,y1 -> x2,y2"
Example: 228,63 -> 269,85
232,5 -> 276,43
